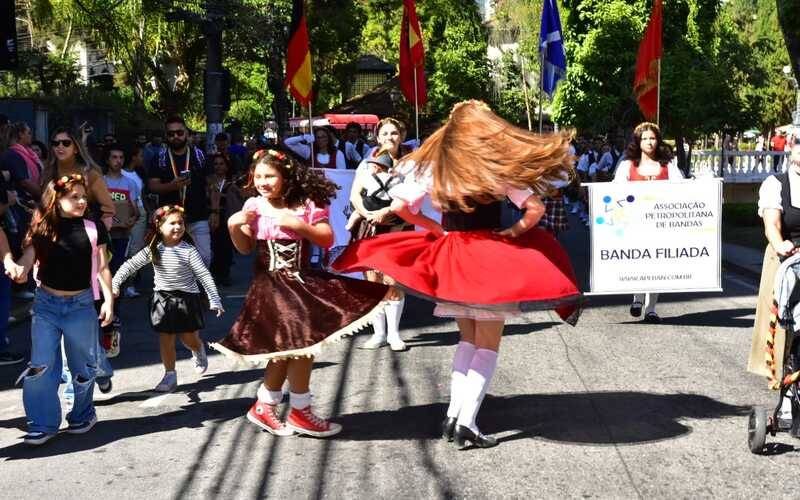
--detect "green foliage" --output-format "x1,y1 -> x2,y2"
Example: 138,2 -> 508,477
359,0 -> 490,119
552,0 -> 784,143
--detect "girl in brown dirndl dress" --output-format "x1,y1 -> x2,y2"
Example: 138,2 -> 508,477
211,150 -> 388,438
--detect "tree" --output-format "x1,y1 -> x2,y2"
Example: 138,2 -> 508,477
777,0 -> 800,84
553,0 -> 763,172
360,0 -> 490,119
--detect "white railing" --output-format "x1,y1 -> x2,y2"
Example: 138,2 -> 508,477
689,151 -> 789,182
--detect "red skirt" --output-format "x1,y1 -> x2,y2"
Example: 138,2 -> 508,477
332,228 -> 582,324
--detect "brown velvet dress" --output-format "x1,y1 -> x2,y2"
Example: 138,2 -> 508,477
212,238 -> 389,363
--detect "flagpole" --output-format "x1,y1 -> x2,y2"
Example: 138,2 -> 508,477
538,48 -> 545,134
656,59 -> 661,127
413,66 -> 420,143
308,101 -> 315,169
520,54 -> 533,131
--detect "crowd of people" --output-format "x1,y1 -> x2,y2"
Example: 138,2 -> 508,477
0,102 -> 690,449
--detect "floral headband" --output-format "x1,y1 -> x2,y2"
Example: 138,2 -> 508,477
253,149 -> 291,168
54,174 -> 84,192
153,204 -> 184,222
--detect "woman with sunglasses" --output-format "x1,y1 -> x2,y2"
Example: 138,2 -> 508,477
42,126 -> 115,230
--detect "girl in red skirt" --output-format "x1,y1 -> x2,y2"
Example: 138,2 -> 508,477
333,101 -> 582,449
212,150 -> 388,438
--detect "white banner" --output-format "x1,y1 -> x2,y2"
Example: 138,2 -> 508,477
587,179 -> 722,295
319,168 -> 357,248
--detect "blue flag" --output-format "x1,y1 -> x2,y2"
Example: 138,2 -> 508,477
539,0 -> 567,97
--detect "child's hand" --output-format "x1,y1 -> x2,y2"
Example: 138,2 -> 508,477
213,306 -> 225,317
98,301 -> 114,327
4,261 -> 26,283
244,208 -> 258,225
276,213 -> 301,231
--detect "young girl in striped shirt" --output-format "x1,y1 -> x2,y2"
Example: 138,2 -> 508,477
112,205 -> 224,392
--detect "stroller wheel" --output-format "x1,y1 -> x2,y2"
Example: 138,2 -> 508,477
748,406 -> 768,454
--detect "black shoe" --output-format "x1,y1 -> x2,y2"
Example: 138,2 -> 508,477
97,378 -> 113,394
0,352 -> 24,366
630,301 -> 643,318
643,312 -> 662,324
441,417 -> 456,442
453,425 -> 498,450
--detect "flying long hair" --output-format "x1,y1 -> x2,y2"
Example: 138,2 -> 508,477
246,149 -> 339,208
405,100 -> 575,212
26,174 -> 87,264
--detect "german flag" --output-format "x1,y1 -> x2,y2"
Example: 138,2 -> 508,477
399,0 -> 427,106
285,0 -> 313,106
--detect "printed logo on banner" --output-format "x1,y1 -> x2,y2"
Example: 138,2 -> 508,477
588,180 -> 722,295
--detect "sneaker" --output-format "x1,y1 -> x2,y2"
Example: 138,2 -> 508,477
246,401 -> 295,436
97,377 -> 113,394
66,415 -> 97,434
23,431 -> 56,445
106,330 -> 121,359
192,343 -> 208,374
359,336 -> 388,350
154,371 -> 178,392
286,406 -> 342,438
0,352 -> 24,366
123,287 -> 141,298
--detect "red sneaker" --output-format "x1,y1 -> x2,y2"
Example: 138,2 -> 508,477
286,406 -> 342,438
246,401 -> 294,436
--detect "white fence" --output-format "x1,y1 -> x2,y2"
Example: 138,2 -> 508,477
689,151 -> 789,182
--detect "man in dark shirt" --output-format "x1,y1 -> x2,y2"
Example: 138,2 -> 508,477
147,115 -> 214,265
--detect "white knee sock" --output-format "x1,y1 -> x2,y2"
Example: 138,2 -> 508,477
290,391 -> 312,410
644,293 -> 659,314
385,298 -> 405,344
257,384 -> 283,405
456,349 -> 498,434
370,305 -> 388,342
446,341 -> 476,418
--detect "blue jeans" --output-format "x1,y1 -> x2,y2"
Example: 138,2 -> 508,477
23,288 -> 99,433
0,273 -> 10,352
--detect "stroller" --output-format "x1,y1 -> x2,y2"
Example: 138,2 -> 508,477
748,253 -> 800,454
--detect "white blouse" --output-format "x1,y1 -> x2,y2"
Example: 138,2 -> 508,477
284,134 -> 347,169
758,170 -> 800,217
612,159 -> 684,182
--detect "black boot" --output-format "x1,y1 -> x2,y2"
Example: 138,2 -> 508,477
441,417 -> 456,442
453,424 -> 498,450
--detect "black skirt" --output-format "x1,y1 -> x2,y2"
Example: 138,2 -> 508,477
150,290 -> 205,333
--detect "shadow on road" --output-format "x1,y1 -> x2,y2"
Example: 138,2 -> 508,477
333,391 -> 747,446
0,397 -> 254,461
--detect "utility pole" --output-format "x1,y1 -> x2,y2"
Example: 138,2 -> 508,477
203,1 -> 227,151
166,1 -> 230,150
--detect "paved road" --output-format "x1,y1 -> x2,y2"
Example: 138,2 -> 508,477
0,219 -> 790,499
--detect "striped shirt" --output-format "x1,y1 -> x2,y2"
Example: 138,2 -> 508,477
112,241 -> 222,310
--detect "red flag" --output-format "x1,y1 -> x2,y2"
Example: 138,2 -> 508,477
285,0 -> 313,106
633,0 -> 662,121
399,0 -> 427,106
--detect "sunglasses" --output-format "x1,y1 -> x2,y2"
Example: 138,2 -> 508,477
51,139 -> 73,148
166,130 -> 186,138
